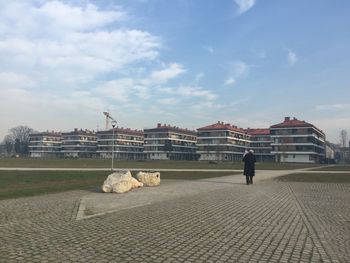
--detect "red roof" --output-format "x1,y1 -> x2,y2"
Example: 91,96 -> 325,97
97,127 -> 144,136
144,123 -> 196,136
197,122 -> 247,134
62,129 -> 96,136
246,128 -> 270,136
270,117 -> 313,129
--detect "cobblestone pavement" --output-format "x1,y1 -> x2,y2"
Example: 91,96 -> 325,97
0,174 -> 349,262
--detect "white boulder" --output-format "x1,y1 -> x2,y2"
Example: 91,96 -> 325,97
112,177 -> 143,194
136,171 -> 160,186
102,170 -> 143,193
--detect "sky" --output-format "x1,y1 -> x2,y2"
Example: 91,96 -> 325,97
0,0 -> 349,143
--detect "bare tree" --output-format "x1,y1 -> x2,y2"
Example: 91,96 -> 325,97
339,129 -> 348,148
6,126 -> 34,156
3,134 -> 14,155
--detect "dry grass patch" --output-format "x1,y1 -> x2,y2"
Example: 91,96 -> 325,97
277,173 -> 350,183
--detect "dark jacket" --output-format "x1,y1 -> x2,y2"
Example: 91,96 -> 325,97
243,152 -> 256,176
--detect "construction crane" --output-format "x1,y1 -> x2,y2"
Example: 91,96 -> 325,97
103,112 -> 117,130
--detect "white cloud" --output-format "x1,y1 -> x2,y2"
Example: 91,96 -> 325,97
95,78 -> 134,102
224,61 -> 249,86
234,0 -> 256,15
0,1 -> 126,36
147,63 -> 185,85
162,85 -> 217,101
38,1 -> 126,31
51,90 -> 105,112
315,104 -> 350,111
95,63 -> 185,102
287,49 -> 298,66
0,1 -> 161,89
225,77 -> 236,86
0,72 -> 37,88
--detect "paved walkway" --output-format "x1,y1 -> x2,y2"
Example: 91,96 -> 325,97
0,170 -> 349,262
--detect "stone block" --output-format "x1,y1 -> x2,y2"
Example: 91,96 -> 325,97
136,171 -> 160,186
102,170 -> 143,193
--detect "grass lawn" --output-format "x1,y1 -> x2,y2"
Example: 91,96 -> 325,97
0,170 -> 238,200
0,158 -> 320,170
310,165 -> 350,171
277,173 -> 350,183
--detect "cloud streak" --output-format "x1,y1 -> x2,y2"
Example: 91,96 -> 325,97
0,1 -> 161,90
224,61 -> 249,86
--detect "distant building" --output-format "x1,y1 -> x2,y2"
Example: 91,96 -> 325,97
334,142 -> 350,163
144,123 -> 197,160
270,117 -> 326,163
61,129 -> 97,158
0,143 -> 8,157
29,132 -> 62,158
325,142 -> 335,164
246,128 -> 273,162
97,127 -> 145,160
197,121 -> 250,161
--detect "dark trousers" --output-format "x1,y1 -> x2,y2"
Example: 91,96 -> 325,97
245,176 -> 253,185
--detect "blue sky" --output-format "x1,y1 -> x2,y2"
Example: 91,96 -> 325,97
0,0 -> 349,143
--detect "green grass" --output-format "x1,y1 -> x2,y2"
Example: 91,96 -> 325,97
0,170 -> 238,200
0,170 -> 106,200
310,165 -> 350,171
277,173 -> 350,183
0,158 -> 320,170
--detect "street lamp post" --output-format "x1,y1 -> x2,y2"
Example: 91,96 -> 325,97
111,121 -> 117,171
103,112 -> 117,171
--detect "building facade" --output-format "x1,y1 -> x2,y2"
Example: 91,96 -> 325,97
270,117 -> 325,163
29,132 -> 62,158
197,122 -> 250,161
144,124 -> 197,160
97,128 -> 145,160
246,128 -> 274,162
61,129 -> 97,158
0,143 -> 8,157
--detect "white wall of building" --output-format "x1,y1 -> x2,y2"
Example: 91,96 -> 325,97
278,154 -> 314,163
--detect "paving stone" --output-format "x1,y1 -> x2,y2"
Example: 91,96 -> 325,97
0,173 -> 349,262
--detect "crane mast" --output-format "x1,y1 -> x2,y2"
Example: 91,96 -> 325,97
103,112 -> 117,130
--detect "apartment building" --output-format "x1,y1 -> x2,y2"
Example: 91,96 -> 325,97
0,143 -> 9,157
246,128 -> 274,162
61,129 -> 97,158
29,132 -> 62,158
144,123 -> 197,160
270,117 -> 325,163
197,121 -> 250,161
97,127 -> 145,160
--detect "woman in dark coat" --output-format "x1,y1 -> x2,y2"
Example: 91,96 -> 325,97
243,149 -> 256,185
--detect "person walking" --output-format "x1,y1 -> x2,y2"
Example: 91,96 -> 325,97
243,149 -> 256,185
